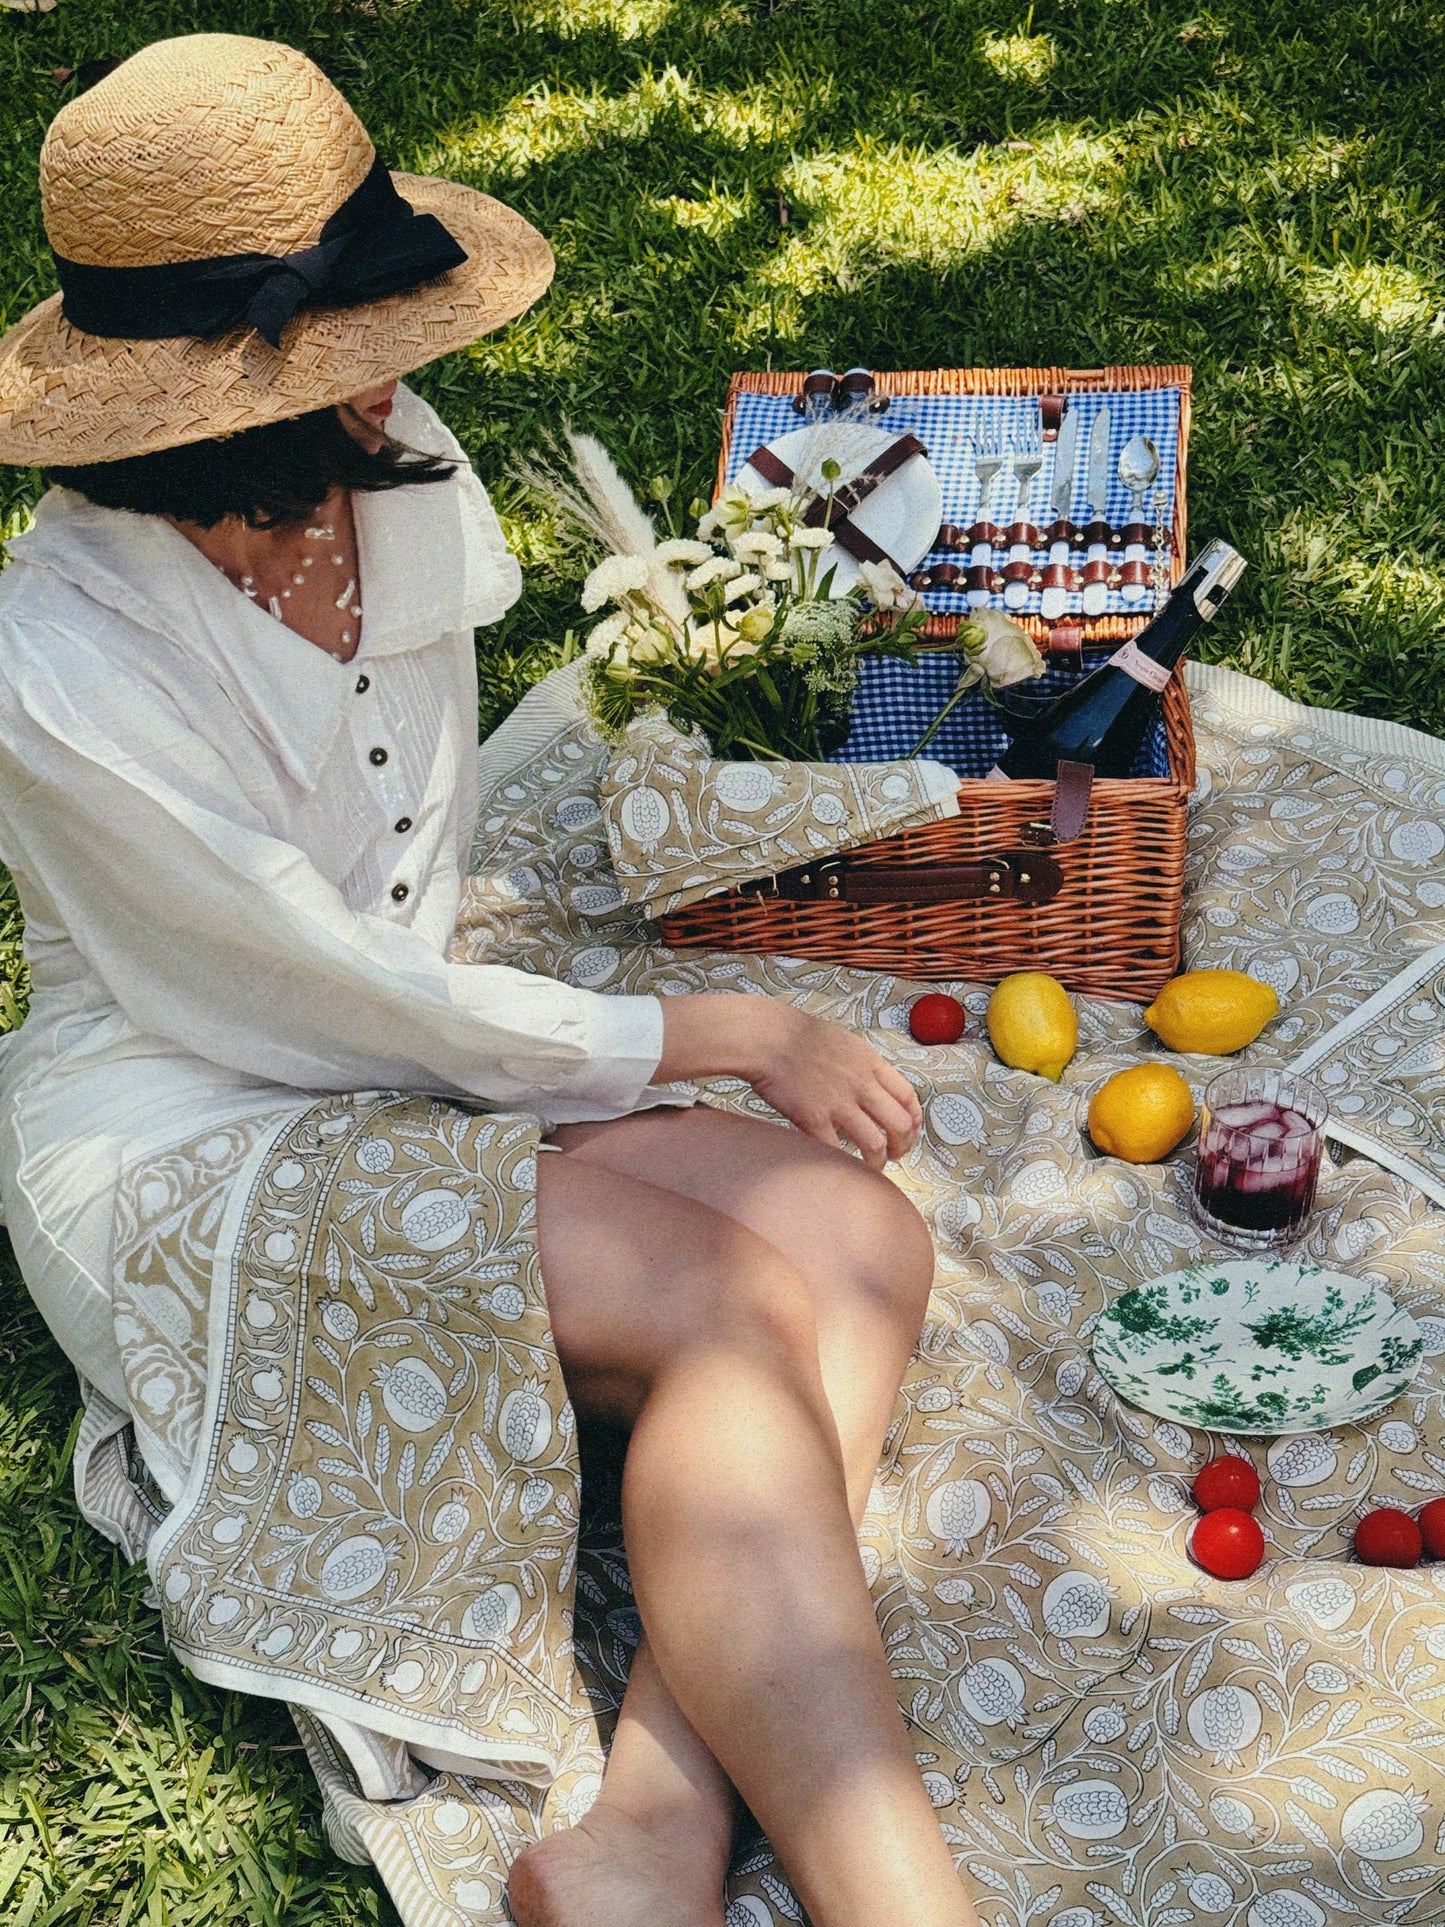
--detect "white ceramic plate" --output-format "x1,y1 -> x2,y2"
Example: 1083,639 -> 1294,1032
738,422 -> 942,596
1091,1259 -> 1423,1435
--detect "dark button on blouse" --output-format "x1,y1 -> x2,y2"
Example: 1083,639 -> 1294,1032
394,816 -> 413,834
355,674 -> 370,694
369,746 -> 388,766
391,882 -> 410,903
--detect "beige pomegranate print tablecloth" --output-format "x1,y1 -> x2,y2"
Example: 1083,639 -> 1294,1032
92,660 -> 1445,1927
129,1094 -> 596,1786
453,660 -> 1445,1927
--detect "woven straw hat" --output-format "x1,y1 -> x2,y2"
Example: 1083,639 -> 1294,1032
0,33 -> 555,466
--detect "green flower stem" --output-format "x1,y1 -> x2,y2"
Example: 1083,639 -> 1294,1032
908,663 -> 984,756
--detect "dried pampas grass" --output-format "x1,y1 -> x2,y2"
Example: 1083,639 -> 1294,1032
511,428 -> 689,624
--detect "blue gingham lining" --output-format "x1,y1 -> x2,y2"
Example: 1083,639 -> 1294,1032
725,381 -> 1179,776
836,648 -> 1170,779
725,385 -> 1182,623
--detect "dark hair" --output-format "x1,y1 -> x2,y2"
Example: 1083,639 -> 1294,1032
48,403 -> 457,529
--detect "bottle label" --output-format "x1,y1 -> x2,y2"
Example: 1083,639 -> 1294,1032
1108,638 -> 1173,692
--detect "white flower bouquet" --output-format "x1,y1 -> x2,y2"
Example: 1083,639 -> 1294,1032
518,431 -> 1043,764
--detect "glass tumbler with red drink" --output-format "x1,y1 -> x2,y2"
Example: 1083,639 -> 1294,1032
1190,1069 -> 1328,1252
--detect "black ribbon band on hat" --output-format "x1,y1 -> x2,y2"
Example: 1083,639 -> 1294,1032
53,153 -> 468,350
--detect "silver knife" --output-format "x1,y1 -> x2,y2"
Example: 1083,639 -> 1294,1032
1082,404 -> 1112,615
1040,407 -> 1080,619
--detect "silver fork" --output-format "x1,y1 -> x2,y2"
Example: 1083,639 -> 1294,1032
1010,404 -> 1044,520
966,422 -> 1005,608
973,424 -> 1004,522
1003,404 -> 1044,608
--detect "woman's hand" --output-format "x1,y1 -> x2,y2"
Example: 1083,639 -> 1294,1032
655,993 -> 922,1172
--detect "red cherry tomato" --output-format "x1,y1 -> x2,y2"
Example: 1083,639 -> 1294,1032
908,993 -> 966,1046
1420,1497 -> 1445,1560
1354,1507 -> 1423,1568
1190,1507 -> 1265,1581
1193,1456 -> 1261,1514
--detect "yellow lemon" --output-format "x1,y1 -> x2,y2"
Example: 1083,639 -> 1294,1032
986,972 -> 1078,1081
1087,1064 -> 1196,1163
1143,969 -> 1280,1055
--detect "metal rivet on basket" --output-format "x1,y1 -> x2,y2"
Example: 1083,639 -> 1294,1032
1020,872 -> 1031,884
827,884 -> 840,899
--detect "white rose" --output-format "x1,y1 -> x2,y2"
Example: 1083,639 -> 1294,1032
733,595 -> 776,640
962,609 -> 1045,688
696,484 -> 757,541
685,619 -> 763,666
621,626 -> 675,666
787,527 -> 836,551
857,559 -> 922,613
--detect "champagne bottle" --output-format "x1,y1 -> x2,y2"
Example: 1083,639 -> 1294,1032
991,539 -> 1247,780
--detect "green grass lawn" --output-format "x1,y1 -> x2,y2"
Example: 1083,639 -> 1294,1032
0,0 -> 1441,1917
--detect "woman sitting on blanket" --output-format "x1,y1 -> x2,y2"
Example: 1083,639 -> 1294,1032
0,35 -> 979,1927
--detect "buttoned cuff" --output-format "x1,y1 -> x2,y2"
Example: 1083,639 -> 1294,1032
564,991 -> 666,1111
499,993 -> 667,1125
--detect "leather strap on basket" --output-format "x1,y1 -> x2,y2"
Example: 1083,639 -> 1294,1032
1046,618 -> 1083,663
743,435 -> 928,571
728,763 -> 1091,910
737,848 -> 1064,907
801,434 -> 927,530
1050,760 -> 1094,843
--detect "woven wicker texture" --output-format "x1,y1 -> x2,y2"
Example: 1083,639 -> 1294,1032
662,365 -> 1196,1002
0,34 -> 554,466
660,676 -> 1194,1001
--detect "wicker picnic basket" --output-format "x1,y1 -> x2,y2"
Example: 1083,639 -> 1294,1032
658,365 -> 1196,1004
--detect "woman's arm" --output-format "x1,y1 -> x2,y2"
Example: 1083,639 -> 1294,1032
658,993 -> 922,1172
0,642 -> 660,1121
0,630 -> 921,1157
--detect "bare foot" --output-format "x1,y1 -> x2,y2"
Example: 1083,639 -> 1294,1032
508,1801 -> 728,1927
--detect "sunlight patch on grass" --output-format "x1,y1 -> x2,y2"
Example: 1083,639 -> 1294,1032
1301,260 -> 1441,331
462,308 -> 589,383
1322,550 -> 1445,625
1257,504 -> 1445,616
1,498 -> 36,552
517,0 -> 682,38
659,187 -> 751,237
750,131 -> 1121,302
977,30 -> 1058,83
414,68 -> 815,184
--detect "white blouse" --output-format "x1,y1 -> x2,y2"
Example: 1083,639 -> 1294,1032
0,387 -> 665,1408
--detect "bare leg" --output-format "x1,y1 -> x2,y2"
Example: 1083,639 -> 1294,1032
509,1140 -> 972,1927
553,1110 -> 933,1905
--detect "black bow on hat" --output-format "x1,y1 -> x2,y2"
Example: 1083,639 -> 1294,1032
53,153 -> 468,350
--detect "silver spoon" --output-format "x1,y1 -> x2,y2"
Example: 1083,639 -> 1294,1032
1117,435 -> 1161,605
1117,434 -> 1160,515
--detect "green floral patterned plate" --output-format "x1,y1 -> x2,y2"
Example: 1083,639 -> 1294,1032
1092,1261 -> 1423,1435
